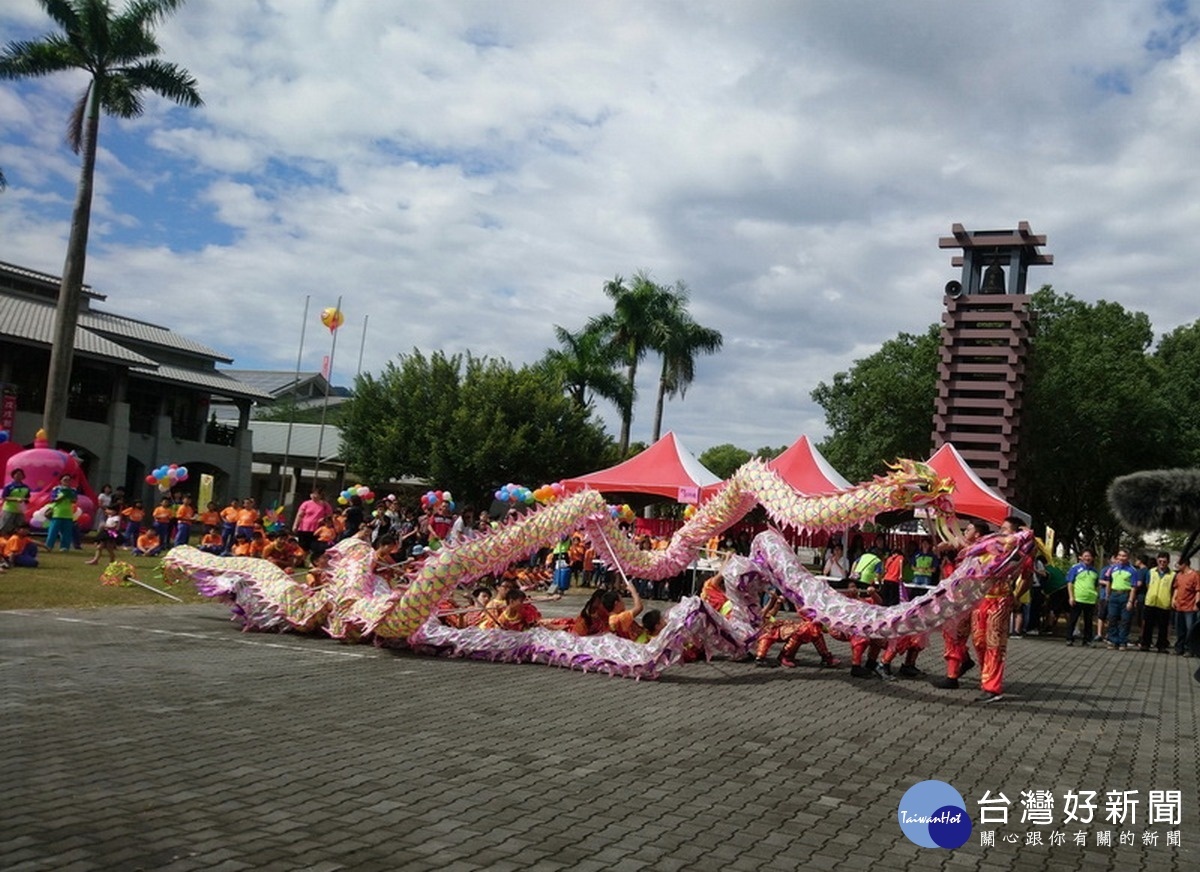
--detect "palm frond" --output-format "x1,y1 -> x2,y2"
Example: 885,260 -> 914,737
79,0 -> 114,63
99,73 -> 143,117
66,84 -> 90,153
123,59 -> 202,107
37,0 -> 82,34
0,35 -> 81,78
121,0 -> 188,28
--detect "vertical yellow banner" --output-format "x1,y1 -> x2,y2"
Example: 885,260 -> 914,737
199,473 -> 214,510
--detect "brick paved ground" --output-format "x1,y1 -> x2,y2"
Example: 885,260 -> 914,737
1,601 -> 1196,872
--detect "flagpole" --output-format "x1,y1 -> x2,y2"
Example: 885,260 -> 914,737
279,295 -> 310,509
313,295 -> 342,491
355,314 -> 369,380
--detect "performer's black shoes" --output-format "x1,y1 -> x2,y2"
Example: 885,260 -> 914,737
929,675 -> 959,689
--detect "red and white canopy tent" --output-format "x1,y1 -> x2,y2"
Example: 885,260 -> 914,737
927,442 -> 1031,526
766,434 -> 852,494
562,431 -> 722,502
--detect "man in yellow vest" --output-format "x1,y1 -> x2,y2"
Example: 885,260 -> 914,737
1139,551 -> 1174,653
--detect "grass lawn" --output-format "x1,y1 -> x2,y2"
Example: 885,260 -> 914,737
0,545 -> 210,610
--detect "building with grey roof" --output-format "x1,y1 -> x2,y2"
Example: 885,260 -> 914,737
0,260 -> 271,502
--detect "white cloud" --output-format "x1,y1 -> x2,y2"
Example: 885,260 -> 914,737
3,0 -> 1200,462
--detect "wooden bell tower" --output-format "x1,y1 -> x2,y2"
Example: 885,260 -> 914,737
933,222 -> 1052,500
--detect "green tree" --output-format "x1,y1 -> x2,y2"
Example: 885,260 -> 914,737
754,445 -> 787,461
588,271 -> 677,454
0,0 -> 202,443
650,285 -> 723,442
1155,319 -> 1200,467
540,323 -> 631,415
698,443 -> 752,480
341,351 -> 616,503
811,325 -> 940,483
1019,288 -> 1178,552
810,288 -> 1184,553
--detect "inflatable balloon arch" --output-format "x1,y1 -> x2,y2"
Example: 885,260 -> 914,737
162,458 -> 1035,680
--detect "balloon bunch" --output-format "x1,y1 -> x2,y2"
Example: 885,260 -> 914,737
421,490 -> 455,512
338,484 -> 375,506
683,504 -> 697,520
609,503 -> 636,523
0,430 -> 9,444
146,463 -> 188,493
533,482 -> 568,504
495,483 -> 535,505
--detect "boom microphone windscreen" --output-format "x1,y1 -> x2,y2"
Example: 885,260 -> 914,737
1107,469 -> 1200,532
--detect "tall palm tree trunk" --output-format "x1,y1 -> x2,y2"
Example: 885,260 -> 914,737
651,359 -> 668,443
43,84 -> 100,444
618,357 -> 638,455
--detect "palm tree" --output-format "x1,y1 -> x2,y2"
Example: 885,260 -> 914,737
588,272 -> 676,455
650,288 -> 723,442
541,323 -> 631,414
0,0 -> 202,443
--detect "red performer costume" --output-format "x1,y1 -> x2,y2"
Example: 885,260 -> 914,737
973,580 -> 1013,696
754,592 -> 839,668
767,619 -> 838,667
880,633 -> 927,678
941,613 -> 972,679
849,635 -> 887,677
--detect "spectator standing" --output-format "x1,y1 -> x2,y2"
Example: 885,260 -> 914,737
339,495 -> 364,541
173,496 -> 195,547
1102,548 -> 1139,650
293,489 -> 332,555
0,468 -> 30,536
910,538 -> 938,589
1173,557 -> 1200,656
1139,552 -> 1174,653
44,474 -> 78,553
1064,549 -> 1101,646
93,484 -> 113,531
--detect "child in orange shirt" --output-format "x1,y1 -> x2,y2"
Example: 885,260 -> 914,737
262,533 -> 304,570
315,520 -> 335,543
121,500 -> 145,546
4,524 -> 41,568
249,531 -> 266,557
151,498 -> 173,550
220,499 -> 240,553
134,528 -> 161,557
199,526 -> 223,554
199,502 -> 221,531
235,499 -> 258,541
230,534 -> 253,557
173,496 -> 196,547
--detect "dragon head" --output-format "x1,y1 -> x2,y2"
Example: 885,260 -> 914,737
878,459 -> 960,541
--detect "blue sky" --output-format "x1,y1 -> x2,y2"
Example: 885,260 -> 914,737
3,0 -> 1200,458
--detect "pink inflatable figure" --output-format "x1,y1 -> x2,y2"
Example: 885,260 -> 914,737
3,429 -> 97,530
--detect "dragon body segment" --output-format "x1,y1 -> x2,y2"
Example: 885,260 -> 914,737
163,458 -> 1026,679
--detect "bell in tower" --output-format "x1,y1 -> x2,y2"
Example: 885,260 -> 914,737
980,258 -> 1006,294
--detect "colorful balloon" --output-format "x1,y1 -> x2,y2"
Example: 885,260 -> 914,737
320,307 -> 344,333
